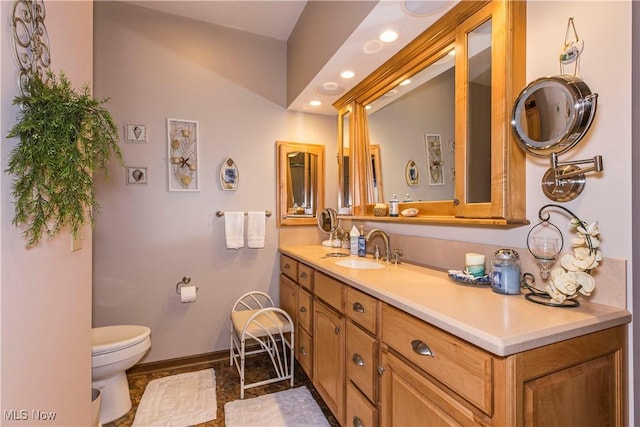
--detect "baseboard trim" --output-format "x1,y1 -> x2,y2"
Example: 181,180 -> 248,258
127,350 -> 230,377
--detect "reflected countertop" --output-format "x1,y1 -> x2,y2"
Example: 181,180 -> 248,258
279,245 -> 631,357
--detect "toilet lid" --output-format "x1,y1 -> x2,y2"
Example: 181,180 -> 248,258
92,325 -> 150,355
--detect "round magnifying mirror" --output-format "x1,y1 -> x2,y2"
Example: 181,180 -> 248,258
511,75 -> 597,157
317,208 -> 340,235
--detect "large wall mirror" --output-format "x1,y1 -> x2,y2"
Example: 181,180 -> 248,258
276,141 -> 325,226
334,0 -> 527,226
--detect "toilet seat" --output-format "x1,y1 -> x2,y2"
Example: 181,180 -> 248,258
92,325 -> 151,356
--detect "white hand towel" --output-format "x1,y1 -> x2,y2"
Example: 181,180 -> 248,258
247,211 -> 266,249
224,212 -> 244,249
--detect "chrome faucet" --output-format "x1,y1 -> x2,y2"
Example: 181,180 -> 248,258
365,229 -> 390,262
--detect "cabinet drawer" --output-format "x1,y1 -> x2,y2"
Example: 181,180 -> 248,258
298,287 -> 313,335
298,263 -> 314,291
297,327 -> 313,378
346,287 -> 377,334
315,272 -> 344,311
382,304 -> 493,414
279,274 -> 298,326
346,381 -> 377,427
346,321 -> 377,402
280,254 -> 298,281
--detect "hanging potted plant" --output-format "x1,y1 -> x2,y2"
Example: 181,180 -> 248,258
6,70 -> 124,247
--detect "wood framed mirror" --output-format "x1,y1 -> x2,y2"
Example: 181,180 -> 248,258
276,141 -> 325,227
334,0 -> 527,226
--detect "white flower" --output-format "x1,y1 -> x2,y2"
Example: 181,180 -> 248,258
542,217 -> 600,303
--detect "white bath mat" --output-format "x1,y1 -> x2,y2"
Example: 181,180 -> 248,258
225,386 -> 330,427
132,368 -> 216,426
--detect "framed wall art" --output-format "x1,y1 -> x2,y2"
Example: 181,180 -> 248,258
425,134 -> 444,186
127,166 -> 148,185
167,118 -> 199,191
125,123 -> 147,143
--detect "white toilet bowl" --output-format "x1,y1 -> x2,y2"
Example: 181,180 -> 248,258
92,325 -> 151,425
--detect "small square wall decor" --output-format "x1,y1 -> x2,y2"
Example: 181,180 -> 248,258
127,166 -> 148,185
167,119 -> 199,191
125,123 -> 147,143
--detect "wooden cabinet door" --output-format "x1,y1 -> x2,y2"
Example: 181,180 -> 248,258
279,274 -> 298,327
380,350 -> 477,427
314,301 -> 345,424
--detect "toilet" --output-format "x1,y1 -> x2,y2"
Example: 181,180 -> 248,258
92,325 -> 151,425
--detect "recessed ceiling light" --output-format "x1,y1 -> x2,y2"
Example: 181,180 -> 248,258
363,39 -> 383,54
402,0 -> 451,17
316,82 -> 345,96
365,105 -> 372,110
340,70 -> 356,79
309,100 -> 322,107
399,79 -> 412,86
379,29 -> 399,43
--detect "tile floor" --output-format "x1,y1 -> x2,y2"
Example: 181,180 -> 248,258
103,354 -> 340,427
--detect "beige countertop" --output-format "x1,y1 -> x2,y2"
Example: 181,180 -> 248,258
280,245 -> 631,357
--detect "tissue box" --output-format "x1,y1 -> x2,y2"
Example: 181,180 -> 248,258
373,203 -> 388,216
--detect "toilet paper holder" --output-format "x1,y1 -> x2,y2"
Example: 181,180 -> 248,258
176,276 -> 198,294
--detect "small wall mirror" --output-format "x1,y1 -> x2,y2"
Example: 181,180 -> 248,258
511,75 -> 597,157
276,141 -> 325,226
511,75 -> 602,202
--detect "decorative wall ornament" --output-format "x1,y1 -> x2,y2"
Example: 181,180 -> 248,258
11,0 -> 51,95
523,204 -> 600,307
127,166 -> 148,185
125,123 -> 147,143
425,134 -> 444,185
220,158 -> 239,191
405,160 -> 419,186
167,118 -> 199,191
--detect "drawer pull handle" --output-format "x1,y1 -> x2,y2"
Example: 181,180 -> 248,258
300,272 -> 307,278
284,264 -> 290,270
411,339 -> 435,357
377,365 -> 385,376
300,306 -> 307,313
353,416 -> 364,427
335,327 -> 340,335
299,346 -> 307,356
352,302 -> 365,313
352,353 -> 365,366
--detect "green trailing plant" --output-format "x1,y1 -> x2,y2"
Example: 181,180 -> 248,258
6,70 -> 124,248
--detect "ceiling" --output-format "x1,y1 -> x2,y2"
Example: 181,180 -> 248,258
120,0 -> 458,115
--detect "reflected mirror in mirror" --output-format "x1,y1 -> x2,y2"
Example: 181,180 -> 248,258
317,208 -> 340,234
465,18 -> 492,204
276,141 -> 325,226
339,110 -> 351,211
367,49 -> 456,203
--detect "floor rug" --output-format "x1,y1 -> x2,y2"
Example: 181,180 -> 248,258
225,387 -> 330,427
132,368 -> 216,426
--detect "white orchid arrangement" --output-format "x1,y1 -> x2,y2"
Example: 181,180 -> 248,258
545,219 -> 601,304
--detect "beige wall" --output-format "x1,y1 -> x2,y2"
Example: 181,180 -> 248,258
1,2 -> 94,426
92,2 -> 337,363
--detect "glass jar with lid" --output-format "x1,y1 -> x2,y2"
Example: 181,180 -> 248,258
490,249 -> 521,295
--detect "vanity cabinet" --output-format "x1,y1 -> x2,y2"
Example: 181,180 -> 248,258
279,252 -> 627,427
379,302 -> 626,426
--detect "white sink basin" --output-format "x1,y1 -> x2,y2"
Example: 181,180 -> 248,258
335,259 -> 385,270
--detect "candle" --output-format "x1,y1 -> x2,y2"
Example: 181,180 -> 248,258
465,253 -> 486,277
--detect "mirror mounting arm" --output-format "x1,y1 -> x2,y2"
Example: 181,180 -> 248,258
541,153 -> 604,202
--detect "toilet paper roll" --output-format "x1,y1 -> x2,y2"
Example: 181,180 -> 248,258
180,284 -> 197,303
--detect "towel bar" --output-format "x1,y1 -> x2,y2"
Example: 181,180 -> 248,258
216,210 -> 272,217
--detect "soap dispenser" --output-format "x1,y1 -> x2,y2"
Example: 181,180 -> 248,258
350,226 -> 359,255
357,226 -> 366,257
